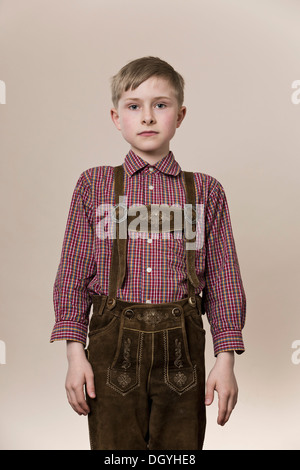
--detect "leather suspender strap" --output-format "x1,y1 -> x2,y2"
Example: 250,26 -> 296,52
114,165 -> 127,290
107,165 -> 126,308
182,171 -> 201,294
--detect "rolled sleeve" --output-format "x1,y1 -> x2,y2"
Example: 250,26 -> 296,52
50,320 -> 88,345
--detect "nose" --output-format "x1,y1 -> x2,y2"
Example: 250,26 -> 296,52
142,106 -> 156,125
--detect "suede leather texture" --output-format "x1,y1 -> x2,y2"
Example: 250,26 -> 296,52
86,296 -> 206,450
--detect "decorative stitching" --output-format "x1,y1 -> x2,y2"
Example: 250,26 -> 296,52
163,330 -> 197,396
173,371 -> 187,387
121,337 -> 132,370
117,372 -> 132,388
137,309 -> 169,325
106,332 -> 144,396
174,338 -> 183,368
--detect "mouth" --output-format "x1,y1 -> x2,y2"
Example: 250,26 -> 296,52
138,131 -> 158,136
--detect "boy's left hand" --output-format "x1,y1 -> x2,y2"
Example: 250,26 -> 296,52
205,351 -> 238,426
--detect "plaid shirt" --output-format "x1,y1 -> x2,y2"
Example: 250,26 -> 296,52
50,150 -> 246,356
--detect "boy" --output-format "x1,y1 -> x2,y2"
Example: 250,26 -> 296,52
50,56 -> 246,450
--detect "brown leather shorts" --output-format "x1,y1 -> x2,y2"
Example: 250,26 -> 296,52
86,294 -> 206,450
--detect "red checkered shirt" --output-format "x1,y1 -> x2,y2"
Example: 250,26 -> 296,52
50,150 -> 246,356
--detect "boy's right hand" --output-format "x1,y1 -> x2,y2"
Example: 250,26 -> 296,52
65,341 -> 96,416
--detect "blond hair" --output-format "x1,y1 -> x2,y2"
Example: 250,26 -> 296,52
111,56 -> 185,108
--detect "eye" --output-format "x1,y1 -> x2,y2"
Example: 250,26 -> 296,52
155,103 -> 166,109
128,104 -> 139,110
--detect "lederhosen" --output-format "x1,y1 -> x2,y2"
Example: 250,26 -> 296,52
86,165 -> 206,450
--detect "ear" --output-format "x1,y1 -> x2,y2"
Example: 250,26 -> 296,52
110,108 -> 121,130
176,106 -> 187,128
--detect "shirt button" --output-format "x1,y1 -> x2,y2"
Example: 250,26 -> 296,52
146,299 -> 152,303
146,267 -> 152,273
149,167 -> 154,172
147,238 -> 152,243
149,185 -> 154,190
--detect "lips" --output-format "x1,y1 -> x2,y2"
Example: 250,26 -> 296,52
138,131 -> 158,136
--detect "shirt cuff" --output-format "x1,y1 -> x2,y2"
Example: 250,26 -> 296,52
212,329 -> 245,357
50,320 -> 88,346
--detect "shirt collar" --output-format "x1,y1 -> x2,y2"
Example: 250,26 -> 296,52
123,149 -> 181,177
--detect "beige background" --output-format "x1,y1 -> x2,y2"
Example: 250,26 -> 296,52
0,0 -> 299,450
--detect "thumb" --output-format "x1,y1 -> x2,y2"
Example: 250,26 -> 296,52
205,377 -> 215,406
85,370 -> 96,399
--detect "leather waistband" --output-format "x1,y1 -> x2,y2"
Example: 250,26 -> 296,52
90,293 -> 203,318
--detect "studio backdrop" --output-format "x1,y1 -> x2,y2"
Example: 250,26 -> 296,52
0,0 -> 299,450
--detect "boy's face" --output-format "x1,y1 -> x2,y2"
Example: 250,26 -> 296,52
111,76 -> 186,163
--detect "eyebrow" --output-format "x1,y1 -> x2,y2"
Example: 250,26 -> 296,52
123,96 -> 172,102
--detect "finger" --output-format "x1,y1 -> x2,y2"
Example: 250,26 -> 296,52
66,388 -> 82,415
74,386 -> 90,415
223,394 -> 237,425
205,379 -> 215,406
67,385 -> 89,415
218,390 -> 238,425
67,388 -> 85,415
85,369 -> 96,399
217,394 -> 229,426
